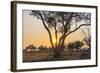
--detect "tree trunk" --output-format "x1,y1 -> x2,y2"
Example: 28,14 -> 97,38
40,14 -> 54,48
54,23 -> 57,48
61,36 -> 66,48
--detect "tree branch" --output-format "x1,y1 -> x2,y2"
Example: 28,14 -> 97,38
62,13 -> 65,27
64,13 -> 73,33
58,13 -> 73,45
65,24 -> 90,37
59,24 -> 90,47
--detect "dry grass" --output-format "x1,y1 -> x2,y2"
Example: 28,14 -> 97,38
23,51 -> 54,62
23,51 -> 90,62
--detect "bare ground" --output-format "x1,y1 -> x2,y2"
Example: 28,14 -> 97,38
23,51 -> 90,62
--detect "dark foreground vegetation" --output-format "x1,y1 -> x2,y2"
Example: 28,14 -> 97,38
23,44 -> 90,62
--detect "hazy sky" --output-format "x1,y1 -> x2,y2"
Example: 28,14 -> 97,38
22,10 -> 90,49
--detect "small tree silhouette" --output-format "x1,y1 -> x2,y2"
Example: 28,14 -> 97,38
67,41 -> 83,52
26,44 -> 36,51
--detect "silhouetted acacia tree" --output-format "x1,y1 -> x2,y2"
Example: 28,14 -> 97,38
30,10 -> 91,57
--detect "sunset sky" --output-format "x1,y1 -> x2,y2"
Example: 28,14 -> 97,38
22,10 -> 90,49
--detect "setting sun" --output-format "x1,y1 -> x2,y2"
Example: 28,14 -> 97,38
53,38 -> 56,44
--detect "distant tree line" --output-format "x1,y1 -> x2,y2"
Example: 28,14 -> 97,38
24,44 -> 53,52
24,40 -> 90,52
